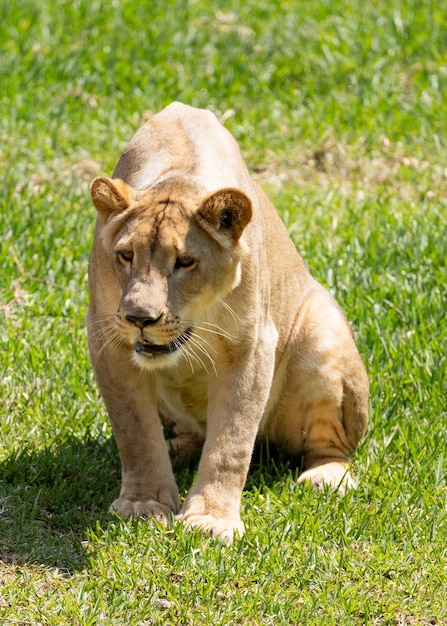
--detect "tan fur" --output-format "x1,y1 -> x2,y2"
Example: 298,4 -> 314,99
87,103 -> 369,543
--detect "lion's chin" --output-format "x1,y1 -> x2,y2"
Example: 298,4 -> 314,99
132,347 -> 182,371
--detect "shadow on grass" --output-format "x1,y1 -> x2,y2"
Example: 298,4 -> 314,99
248,440 -> 303,488
0,435 -> 121,571
0,435 -> 299,571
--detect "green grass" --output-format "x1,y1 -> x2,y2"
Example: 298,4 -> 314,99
1,0 -> 446,623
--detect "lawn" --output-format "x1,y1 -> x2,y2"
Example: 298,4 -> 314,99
1,0 -> 446,624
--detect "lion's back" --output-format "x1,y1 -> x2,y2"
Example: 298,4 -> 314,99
113,102 -> 254,194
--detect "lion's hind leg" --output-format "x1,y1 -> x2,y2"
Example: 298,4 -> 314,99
297,369 -> 369,493
295,397 -> 354,493
298,461 -> 354,493
167,432 -> 204,460
278,292 -> 370,494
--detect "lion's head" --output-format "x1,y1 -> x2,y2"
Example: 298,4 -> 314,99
90,176 -> 252,370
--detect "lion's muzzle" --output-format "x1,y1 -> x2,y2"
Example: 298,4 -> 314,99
134,327 -> 193,356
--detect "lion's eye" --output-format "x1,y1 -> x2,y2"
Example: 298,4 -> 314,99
117,250 -> 134,264
175,256 -> 197,270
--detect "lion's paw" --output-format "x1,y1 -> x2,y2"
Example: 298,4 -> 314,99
298,461 -> 355,494
110,497 -> 175,523
177,512 -> 245,545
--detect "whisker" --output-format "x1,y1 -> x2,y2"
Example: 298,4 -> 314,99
86,316 -> 120,339
193,323 -> 235,342
86,314 -> 117,328
183,342 -> 211,376
87,318 -> 115,330
179,338 -> 201,371
89,323 -> 118,341
187,334 -> 217,377
193,319 -> 233,331
92,325 -> 126,359
189,332 -> 217,355
220,300 -> 244,328
182,317 -> 236,342
180,345 -> 196,374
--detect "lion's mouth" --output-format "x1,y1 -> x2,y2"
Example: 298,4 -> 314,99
134,327 -> 193,356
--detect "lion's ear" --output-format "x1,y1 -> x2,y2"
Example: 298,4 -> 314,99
90,176 -> 133,222
198,188 -> 252,243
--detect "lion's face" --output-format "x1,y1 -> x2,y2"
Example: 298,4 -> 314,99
90,176 -> 252,370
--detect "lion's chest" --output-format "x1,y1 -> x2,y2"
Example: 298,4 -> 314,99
157,366 -> 209,435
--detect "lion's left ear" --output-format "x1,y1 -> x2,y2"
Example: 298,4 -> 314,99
90,176 -> 134,223
198,188 -> 252,243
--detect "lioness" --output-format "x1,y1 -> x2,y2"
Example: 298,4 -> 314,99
87,102 -> 368,543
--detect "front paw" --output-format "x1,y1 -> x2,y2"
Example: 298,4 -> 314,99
177,511 -> 245,545
110,497 -> 176,522
110,485 -> 179,522
177,494 -> 244,544
298,461 -> 355,494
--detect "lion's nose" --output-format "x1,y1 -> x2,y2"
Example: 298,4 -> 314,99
125,313 -> 163,328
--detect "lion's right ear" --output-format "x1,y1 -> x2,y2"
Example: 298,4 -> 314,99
90,176 -> 133,222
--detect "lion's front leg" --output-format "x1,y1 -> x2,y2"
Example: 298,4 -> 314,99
177,345 -> 274,544
176,437 -> 249,544
92,353 -> 180,521
110,406 -> 180,522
